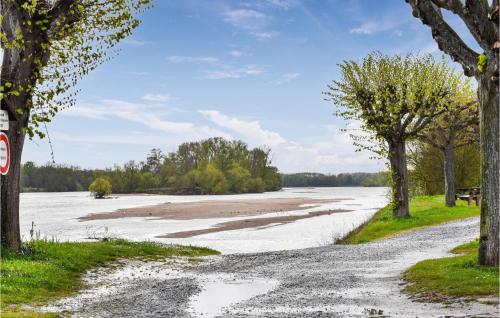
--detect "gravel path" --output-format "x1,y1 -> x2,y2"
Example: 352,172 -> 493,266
45,217 -> 499,317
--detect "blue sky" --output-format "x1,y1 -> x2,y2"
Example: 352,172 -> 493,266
22,0 -> 475,173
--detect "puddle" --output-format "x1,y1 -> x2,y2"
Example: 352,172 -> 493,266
188,275 -> 278,318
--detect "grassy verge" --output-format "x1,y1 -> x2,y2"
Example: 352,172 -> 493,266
1,239 -> 219,317
339,195 -> 479,244
404,239 -> 499,301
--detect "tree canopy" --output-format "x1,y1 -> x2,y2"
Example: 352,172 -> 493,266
325,52 -> 456,218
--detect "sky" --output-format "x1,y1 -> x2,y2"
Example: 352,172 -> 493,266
22,0 -> 477,173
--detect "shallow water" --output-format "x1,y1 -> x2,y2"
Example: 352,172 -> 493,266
188,275 -> 279,317
40,259 -> 279,318
20,187 -> 389,254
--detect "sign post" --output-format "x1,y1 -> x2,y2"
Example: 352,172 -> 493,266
0,132 -> 10,175
0,110 -> 8,131
0,109 -> 9,222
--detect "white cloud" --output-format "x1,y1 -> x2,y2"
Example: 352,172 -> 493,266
167,55 -> 220,64
200,110 -> 285,146
223,9 -> 278,39
272,72 -> 299,85
62,100 -> 229,141
201,65 -> 264,79
228,50 -> 243,57
141,93 -> 171,103
264,0 -> 299,10
250,30 -> 280,39
349,20 -> 396,35
59,101 -> 384,173
224,9 -> 268,29
392,30 -> 403,37
245,0 -> 300,10
122,38 -> 149,46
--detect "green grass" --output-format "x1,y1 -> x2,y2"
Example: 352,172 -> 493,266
404,240 -> 499,300
1,239 -> 219,317
339,195 -> 480,244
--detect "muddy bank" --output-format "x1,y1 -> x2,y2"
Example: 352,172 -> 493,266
160,209 -> 351,238
78,197 -> 341,221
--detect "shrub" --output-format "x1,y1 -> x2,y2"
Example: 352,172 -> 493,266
89,177 -> 112,199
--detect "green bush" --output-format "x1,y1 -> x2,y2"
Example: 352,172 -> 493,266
89,177 -> 112,199
226,163 -> 251,193
198,164 -> 228,194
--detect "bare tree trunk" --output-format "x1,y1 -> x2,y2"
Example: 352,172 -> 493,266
388,140 -> 410,218
0,119 -> 26,252
478,71 -> 500,266
443,141 -> 456,207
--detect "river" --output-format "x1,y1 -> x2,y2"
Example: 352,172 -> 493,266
20,187 -> 388,254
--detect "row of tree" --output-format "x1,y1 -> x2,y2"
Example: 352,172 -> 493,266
325,50 -> 495,265
326,52 -> 478,214
21,138 -> 282,195
281,172 -> 388,187
408,143 -> 480,197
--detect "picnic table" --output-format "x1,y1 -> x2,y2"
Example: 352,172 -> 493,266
455,187 -> 480,206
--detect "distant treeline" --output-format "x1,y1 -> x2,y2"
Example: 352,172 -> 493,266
21,137 -> 282,195
281,172 -> 389,188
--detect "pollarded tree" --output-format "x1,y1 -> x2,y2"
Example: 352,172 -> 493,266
325,52 -> 452,218
418,74 -> 479,207
0,0 -> 152,251
405,0 -> 499,268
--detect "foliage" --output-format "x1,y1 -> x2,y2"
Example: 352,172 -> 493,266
324,52 -> 451,156
21,161 -> 93,192
477,54 -> 488,74
0,0 -> 153,138
281,172 -> 388,187
0,239 -> 218,315
417,73 -> 479,151
339,195 -> 480,244
88,177 -> 112,198
91,137 -> 282,194
408,143 -> 480,196
404,239 -> 499,299
325,52 -> 456,217
39,140 -> 278,195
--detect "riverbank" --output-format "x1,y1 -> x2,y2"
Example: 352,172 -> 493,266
1,240 -> 218,317
404,239 -> 499,302
339,195 -> 480,244
41,218 -> 497,317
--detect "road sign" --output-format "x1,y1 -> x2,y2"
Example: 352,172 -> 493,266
0,132 -> 10,175
0,110 -> 8,131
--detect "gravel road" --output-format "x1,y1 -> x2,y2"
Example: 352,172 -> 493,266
45,217 -> 499,317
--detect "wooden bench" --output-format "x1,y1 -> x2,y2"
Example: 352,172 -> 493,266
455,187 -> 480,206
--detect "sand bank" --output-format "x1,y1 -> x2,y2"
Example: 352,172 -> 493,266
159,209 -> 351,238
78,197 -> 342,221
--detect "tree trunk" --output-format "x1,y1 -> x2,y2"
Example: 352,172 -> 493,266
0,118 -> 27,252
478,71 -> 500,266
388,139 -> 410,218
0,5 -> 33,252
443,141 -> 456,207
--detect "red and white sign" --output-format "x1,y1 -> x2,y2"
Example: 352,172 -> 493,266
0,132 -> 10,175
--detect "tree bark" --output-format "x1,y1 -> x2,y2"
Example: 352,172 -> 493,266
388,139 -> 410,218
478,70 -> 500,266
443,141 -> 456,207
0,118 -> 27,252
1,4 -> 35,252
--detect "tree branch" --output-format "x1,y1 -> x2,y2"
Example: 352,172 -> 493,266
47,0 -> 81,40
406,0 -> 479,76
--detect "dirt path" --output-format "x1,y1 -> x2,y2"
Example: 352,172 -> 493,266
44,217 -> 498,317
